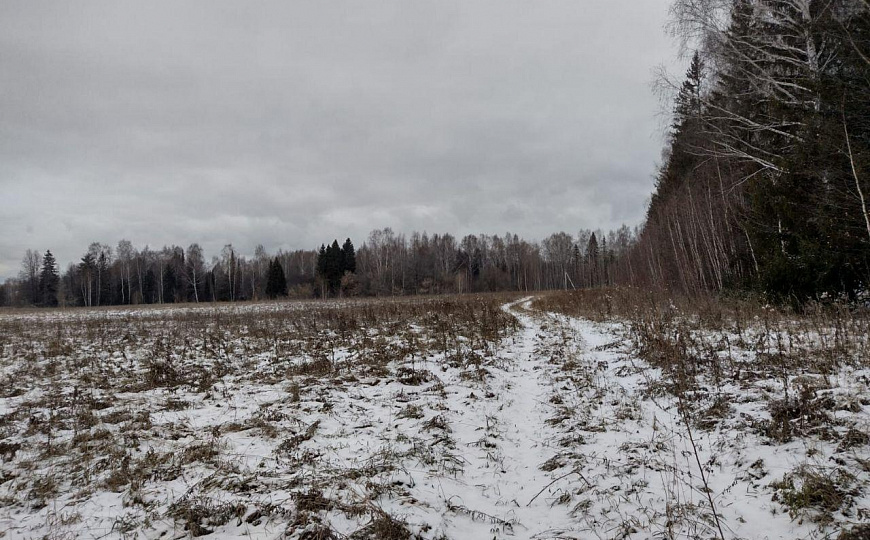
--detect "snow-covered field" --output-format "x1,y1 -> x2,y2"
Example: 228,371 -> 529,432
0,294 -> 867,539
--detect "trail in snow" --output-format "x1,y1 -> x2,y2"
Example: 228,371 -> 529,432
427,297 -> 580,538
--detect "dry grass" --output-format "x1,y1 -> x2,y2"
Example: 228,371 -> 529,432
535,287 -> 870,536
0,293 -> 520,538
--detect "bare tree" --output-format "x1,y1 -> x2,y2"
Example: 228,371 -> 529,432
19,249 -> 41,305
186,243 -> 204,303
117,240 -> 135,304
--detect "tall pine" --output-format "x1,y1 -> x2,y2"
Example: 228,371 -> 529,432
341,238 -> 356,274
325,240 -> 342,293
265,258 -> 287,298
39,250 -> 59,307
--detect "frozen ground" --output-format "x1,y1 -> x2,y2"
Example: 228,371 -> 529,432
0,296 -> 867,539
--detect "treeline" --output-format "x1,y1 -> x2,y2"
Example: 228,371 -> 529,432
0,227 -> 639,307
2,243 -> 320,307
616,0 -> 870,300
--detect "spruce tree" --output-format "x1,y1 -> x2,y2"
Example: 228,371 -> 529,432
265,260 -> 276,298
341,238 -> 356,274
326,240 -> 343,293
97,251 -> 112,306
316,244 -> 327,279
672,51 -> 703,136
265,259 -> 287,298
586,233 -> 599,287
143,268 -> 157,304
272,258 -> 287,297
39,250 -> 59,307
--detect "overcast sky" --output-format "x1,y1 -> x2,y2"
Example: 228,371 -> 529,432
0,1 -> 680,279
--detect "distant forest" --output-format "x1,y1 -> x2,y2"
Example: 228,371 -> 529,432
0,228 -> 633,307
3,0 -> 868,308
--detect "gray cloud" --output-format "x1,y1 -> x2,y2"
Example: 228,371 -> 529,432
0,0 -> 679,278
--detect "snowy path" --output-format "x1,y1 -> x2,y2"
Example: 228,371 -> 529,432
426,297 -> 582,538
430,301 -> 571,538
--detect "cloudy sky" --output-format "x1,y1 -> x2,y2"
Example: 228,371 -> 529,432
0,1 -> 680,279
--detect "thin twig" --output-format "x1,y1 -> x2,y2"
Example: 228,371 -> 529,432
677,395 -> 726,540
526,469 -> 591,507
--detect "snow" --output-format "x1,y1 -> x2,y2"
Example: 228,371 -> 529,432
0,297 -> 867,539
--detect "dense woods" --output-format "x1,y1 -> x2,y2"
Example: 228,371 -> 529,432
618,0 -> 870,300
2,0 -> 867,308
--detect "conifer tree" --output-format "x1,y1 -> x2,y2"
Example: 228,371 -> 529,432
39,250 -> 59,307
316,244 -> 327,278
265,258 -> 287,298
265,260 -> 275,298
586,233 -> 599,287
326,240 -> 343,293
315,244 -> 328,297
143,268 -> 157,304
97,250 -> 111,306
274,259 -> 287,297
673,51 -> 703,135
341,238 -> 356,274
